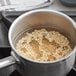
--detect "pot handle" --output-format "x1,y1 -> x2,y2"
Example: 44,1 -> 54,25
0,56 -> 16,69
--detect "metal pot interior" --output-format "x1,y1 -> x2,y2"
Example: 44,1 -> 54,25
10,11 -> 76,52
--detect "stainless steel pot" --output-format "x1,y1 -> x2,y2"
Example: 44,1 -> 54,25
0,9 -> 76,76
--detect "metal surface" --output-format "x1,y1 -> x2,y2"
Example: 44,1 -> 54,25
0,0 -> 52,11
0,56 -> 16,69
0,13 -> 9,47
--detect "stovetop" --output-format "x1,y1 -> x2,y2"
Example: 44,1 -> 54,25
0,11 -> 76,76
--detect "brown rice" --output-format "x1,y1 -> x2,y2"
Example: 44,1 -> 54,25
16,29 -> 72,62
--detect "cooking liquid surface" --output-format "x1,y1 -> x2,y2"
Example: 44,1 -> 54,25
16,28 -> 72,62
